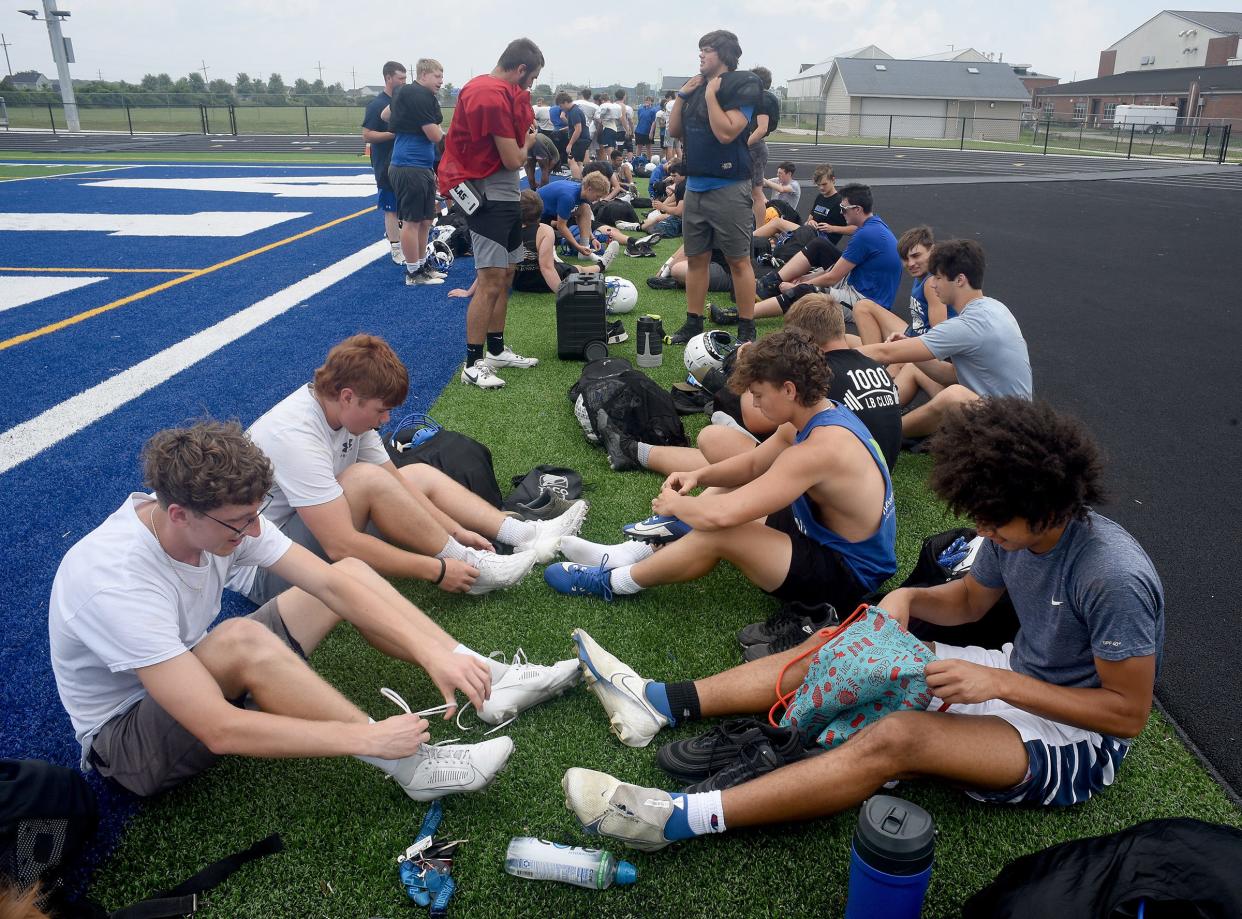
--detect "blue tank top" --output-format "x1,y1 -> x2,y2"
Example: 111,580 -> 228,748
791,404 -> 897,591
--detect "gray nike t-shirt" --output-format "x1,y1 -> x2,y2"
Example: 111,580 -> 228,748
969,511 -> 1164,688
919,295 -> 1032,398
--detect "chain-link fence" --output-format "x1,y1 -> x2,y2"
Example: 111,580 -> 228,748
772,106 -> 1236,163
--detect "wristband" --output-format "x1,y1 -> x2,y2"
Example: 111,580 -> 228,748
433,557 -> 447,585
677,91 -> 689,100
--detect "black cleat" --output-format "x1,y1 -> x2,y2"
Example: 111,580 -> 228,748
738,601 -> 837,647
665,317 -> 705,346
595,409 -> 640,471
708,302 -> 739,325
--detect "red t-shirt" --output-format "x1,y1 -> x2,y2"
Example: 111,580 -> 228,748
437,75 -> 534,193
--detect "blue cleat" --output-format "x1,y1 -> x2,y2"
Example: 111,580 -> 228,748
622,514 -> 692,545
544,559 -> 616,600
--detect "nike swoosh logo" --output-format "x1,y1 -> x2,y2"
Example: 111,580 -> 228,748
627,520 -> 673,534
1051,600 -> 1063,606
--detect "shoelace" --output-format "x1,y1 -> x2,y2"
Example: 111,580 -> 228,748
568,554 -> 613,600
450,648 -> 528,735
380,687 -> 464,746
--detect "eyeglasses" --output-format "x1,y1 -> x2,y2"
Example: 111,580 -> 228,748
201,495 -> 273,538
841,204 -> 862,212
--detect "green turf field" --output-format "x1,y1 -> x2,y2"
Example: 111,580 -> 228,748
0,163 -> 120,180
82,182 -> 1240,917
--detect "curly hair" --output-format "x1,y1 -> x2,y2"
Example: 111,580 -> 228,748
928,397 -> 1104,532
143,420 -> 273,513
728,329 -> 831,406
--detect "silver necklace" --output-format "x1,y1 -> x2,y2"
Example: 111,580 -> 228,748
150,505 -> 204,593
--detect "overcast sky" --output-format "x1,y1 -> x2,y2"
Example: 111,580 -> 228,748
5,2 -> 1242,91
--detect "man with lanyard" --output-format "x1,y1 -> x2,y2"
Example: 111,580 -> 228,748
361,61 -> 407,266
438,38 -> 545,390
666,30 -> 763,345
545,329 -> 896,622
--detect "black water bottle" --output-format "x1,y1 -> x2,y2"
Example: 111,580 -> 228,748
636,314 -> 664,368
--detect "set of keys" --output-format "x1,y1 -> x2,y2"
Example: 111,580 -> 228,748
395,801 -> 467,917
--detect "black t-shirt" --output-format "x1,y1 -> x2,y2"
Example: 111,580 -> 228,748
751,89 -> 781,139
564,105 -> 588,140
825,349 -> 901,471
389,83 -> 441,134
809,191 -> 846,244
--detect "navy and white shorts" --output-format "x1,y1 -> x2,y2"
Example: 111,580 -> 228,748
932,643 -> 1131,807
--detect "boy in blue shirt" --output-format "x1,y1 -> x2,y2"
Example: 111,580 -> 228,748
385,58 -> 445,285
635,96 -> 659,158
752,184 -> 902,327
854,224 -> 956,348
558,91 -> 590,180
536,172 -> 613,262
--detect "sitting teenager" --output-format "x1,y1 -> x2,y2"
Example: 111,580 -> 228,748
853,224 -> 955,351
857,239 -> 1032,438
513,190 -> 602,294
536,172 -> 615,264
604,294 -> 900,475
641,163 -> 686,237
752,184 -> 902,325
546,329 -> 896,619
47,421 -> 574,801
237,334 -> 588,605
561,397 -> 1164,853
752,164 -> 850,254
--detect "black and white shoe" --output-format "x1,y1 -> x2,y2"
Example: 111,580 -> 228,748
664,317 -> 704,346
655,717 -> 808,784
708,302 -> 739,325
681,736 -> 812,793
646,275 -> 679,290
595,409 -> 640,471
738,600 -> 837,647
606,320 -> 629,345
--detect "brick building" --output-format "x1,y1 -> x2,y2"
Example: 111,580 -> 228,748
1035,64 -> 1242,125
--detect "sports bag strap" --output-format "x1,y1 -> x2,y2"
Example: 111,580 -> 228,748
109,834 -> 284,919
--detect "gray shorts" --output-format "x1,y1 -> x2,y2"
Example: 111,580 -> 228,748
683,180 -> 753,260
246,512 -> 385,605
88,600 -> 305,797
750,141 -> 769,188
467,198 -> 525,270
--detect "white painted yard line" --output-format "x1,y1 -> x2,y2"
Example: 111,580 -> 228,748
0,240 -> 387,476
0,165 -> 133,183
0,275 -> 107,313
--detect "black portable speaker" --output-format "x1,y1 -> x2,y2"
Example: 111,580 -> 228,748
555,272 -> 609,361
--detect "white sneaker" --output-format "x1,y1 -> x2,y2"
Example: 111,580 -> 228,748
571,628 -> 669,747
515,500 -> 589,562
615,220 -> 641,231
405,267 -> 444,286
393,736 -> 515,801
390,241 -> 404,264
562,767 -> 673,851
596,240 -> 620,270
478,650 -> 582,724
466,548 -> 538,594
484,347 -> 539,369
461,360 -> 506,389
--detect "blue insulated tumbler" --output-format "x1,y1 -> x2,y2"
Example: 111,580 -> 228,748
844,795 -> 935,919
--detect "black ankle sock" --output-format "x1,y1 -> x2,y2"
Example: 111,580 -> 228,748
486,332 -> 505,356
665,681 -> 702,724
683,313 -> 704,330
466,343 -> 485,367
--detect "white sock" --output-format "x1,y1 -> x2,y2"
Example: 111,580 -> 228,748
636,442 -> 653,467
497,515 -> 536,547
355,718 -> 410,776
609,564 -> 643,595
437,537 -> 470,562
454,643 -> 507,680
686,790 -> 726,835
406,258 -> 424,273
561,536 -> 653,568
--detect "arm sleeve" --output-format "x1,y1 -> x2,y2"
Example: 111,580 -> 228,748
1076,552 -> 1163,662
357,429 -> 391,466
266,434 -> 344,510
361,99 -> 386,131
840,227 -> 874,265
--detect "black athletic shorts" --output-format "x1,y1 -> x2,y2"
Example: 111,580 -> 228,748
571,139 -> 591,162
764,505 -> 868,611
636,132 -> 652,145
513,260 -> 574,293
388,164 -> 437,222
600,127 -> 619,148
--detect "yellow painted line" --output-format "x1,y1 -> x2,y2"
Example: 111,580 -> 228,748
0,205 -> 375,352
0,266 -> 199,274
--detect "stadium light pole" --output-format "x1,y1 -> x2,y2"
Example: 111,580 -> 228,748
19,0 -> 78,131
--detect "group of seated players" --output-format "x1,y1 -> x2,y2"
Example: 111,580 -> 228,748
47,115 -> 1164,871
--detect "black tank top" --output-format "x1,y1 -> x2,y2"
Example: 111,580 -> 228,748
513,222 -> 541,282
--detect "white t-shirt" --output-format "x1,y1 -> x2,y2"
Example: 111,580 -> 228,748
534,105 -> 554,131
597,102 -> 620,131
49,493 -> 292,766
247,384 -> 390,530
624,104 -> 635,132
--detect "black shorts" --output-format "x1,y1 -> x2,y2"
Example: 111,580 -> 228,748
571,139 -> 591,162
803,236 -> 842,270
636,132 -> 652,145
764,505 -> 868,611
513,260 -> 574,293
388,164 -> 437,222
600,127 -> 619,148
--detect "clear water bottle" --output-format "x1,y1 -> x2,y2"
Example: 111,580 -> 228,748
504,837 -> 637,890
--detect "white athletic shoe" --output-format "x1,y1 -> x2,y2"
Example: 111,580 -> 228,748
484,347 -> 540,369
571,628 -> 669,747
379,688 -> 515,801
466,548 -> 538,594
461,360 -> 506,389
563,767 -> 674,851
596,240 -> 620,270
614,220 -> 641,231
515,500 -> 589,562
390,241 -> 404,264
405,267 -> 445,286
478,650 -> 582,725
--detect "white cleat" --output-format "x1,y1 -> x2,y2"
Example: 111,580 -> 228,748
461,359 -> 506,389
466,548 -> 538,594
484,347 -> 540,369
515,500 -> 589,562
563,767 -> 674,851
478,650 -> 582,725
571,628 -> 669,747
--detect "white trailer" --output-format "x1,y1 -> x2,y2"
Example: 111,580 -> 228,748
1113,104 -> 1178,134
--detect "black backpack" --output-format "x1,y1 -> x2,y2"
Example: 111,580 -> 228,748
386,419 -> 504,509
503,466 -> 584,512
869,527 -> 1020,650
568,358 -> 687,450
434,205 -> 471,257
0,759 -> 283,919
